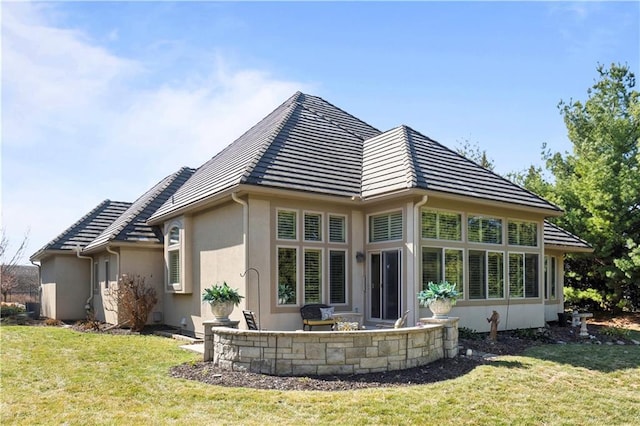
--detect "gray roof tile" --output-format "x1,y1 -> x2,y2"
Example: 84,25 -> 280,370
30,200 -> 131,260
84,167 -> 195,252
544,220 -> 592,251
150,92 -> 562,221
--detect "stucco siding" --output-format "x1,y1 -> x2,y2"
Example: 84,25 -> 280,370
40,258 -> 57,319
55,256 -> 91,320
120,247 -> 165,325
425,302 -> 546,333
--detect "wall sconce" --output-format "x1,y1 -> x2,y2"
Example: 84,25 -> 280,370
355,251 -> 365,263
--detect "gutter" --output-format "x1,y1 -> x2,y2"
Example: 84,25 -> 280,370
29,259 -> 41,303
412,195 -> 429,325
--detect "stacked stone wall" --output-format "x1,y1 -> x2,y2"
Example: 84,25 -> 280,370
203,318 -> 459,376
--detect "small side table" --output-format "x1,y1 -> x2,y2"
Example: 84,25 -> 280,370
333,312 -> 364,328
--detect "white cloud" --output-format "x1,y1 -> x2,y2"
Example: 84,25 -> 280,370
1,3 -> 308,263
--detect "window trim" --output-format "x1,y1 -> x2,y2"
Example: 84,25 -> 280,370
328,214 -> 348,244
276,245 -> 299,306
368,209 -> 404,243
303,211 -> 324,243
165,218 -> 190,293
277,209 -> 298,241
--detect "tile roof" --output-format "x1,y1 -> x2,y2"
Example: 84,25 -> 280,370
83,167 -> 195,252
363,125 -> 561,211
543,220 -> 593,252
30,200 -> 131,261
150,92 -> 380,221
150,92 -> 561,222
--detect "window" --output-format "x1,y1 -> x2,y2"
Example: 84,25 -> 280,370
329,250 -> 346,304
422,247 -> 464,298
545,256 -> 557,300
277,210 -> 297,240
304,249 -> 322,303
304,213 -> 322,242
525,254 -> 539,298
329,215 -> 346,243
508,221 -> 538,247
278,247 -> 297,305
168,226 -> 180,287
422,210 -> 462,241
468,216 -> 502,244
105,260 -> 110,289
509,253 -> 525,298
370,211 -> 403,242
469,250 -> 504,299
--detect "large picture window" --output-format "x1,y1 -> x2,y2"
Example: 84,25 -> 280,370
468,216 -> 502,244
545,256 -> 557,300
329,250 -> 346,304
278,247 -> 297,305
168,226 -> 180,287
469,250 -> 504,299
304,249 -> 322,303
422,247 -> 464,298
370,211 -> 403,242
422,210 -> 462,241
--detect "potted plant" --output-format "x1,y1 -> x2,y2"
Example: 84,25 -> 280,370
202,282 -> 244,321
417,281 -> 459,319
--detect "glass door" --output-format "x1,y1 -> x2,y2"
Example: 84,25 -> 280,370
369,249 -> 401,321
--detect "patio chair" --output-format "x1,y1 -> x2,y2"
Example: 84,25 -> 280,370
243,310 -> 259,330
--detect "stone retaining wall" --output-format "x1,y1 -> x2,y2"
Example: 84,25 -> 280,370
203,318 -> 459,376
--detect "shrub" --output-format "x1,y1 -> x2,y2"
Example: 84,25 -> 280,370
459,327 -> 483,340
600,326 -> 630,339
106,275 -> 158,332
0,304 -> 25,318
564,287 -> 605,311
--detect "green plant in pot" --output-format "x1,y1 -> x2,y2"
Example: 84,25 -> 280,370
417,281 -> 459,319
202,282 -> 244,321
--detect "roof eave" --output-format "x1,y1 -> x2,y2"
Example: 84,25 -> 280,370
544,244 -> 594,253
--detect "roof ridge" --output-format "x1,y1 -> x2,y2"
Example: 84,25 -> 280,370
401,125 -> 418,188
109,167 -> 192,241
298,93 -> 380,141
240,93 -> 302,183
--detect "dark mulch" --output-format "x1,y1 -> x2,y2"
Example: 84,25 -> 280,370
169,320 -> 639,391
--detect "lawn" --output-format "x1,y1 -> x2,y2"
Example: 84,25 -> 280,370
1,326 -> 639,425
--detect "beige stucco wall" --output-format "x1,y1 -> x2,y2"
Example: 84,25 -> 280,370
164,202 -> 245,336
49,255 -> 91,320
119,246 -> 165,324
40,258 -> 57,319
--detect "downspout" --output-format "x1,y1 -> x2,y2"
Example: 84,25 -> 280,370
413,195 -> 429,325
231,192 -> 249,301
75,244 -> 94,311
29,259 -> 41,304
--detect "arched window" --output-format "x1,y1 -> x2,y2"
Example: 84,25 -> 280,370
168,226 -> 180,287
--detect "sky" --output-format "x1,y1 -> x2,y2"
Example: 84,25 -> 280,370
2,1 -> 638,264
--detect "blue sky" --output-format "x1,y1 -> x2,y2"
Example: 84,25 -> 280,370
2,1 -> 638,263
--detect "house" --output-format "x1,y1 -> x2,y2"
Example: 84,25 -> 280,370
31,92 -> 591,334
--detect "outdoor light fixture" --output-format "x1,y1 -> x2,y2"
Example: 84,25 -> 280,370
355,251 -> 365,263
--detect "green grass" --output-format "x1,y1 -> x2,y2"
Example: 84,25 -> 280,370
2,326 -> 639,425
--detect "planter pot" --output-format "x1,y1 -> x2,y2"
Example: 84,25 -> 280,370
428,299 -> 453,319
210,301 -> 235,321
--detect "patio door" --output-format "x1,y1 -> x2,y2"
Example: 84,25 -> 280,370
369,249 -> 401,321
